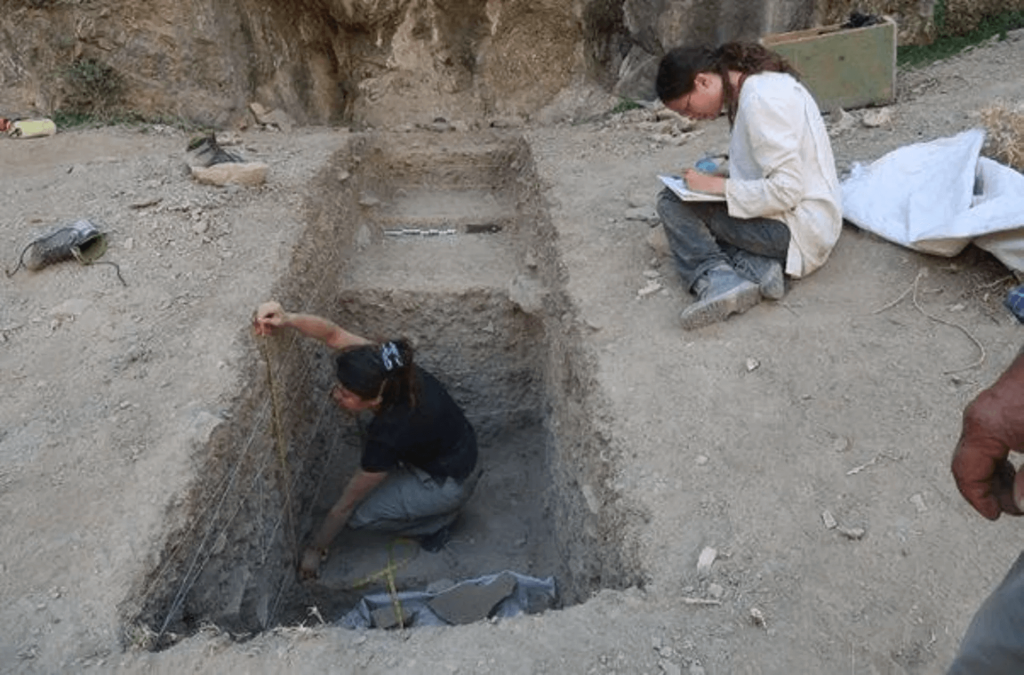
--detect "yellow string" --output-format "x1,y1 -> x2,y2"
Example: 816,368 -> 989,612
385,539 -> 406,630
256,334 -> 297,565
348,537 -> 418,589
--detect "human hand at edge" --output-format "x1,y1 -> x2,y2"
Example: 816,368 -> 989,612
951,354 -> 1024,520
298,546 -> 325,581
254,301 -> 289,336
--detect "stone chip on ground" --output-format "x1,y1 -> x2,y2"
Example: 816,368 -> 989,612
696,547 -> 717,576
370,604 -> 413,629
427,572 -> 517,625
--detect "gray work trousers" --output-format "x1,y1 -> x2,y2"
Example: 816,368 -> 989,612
348,465 -> 481,537
656,188 -> 790,292
948,551 -> 1024,674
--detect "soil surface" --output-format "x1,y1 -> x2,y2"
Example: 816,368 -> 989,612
2,29 -> 1023,675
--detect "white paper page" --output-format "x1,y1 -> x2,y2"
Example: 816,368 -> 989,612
658,174 -> 726,202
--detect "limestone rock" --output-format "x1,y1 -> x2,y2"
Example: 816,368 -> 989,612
862,107 -> 894,127
191,162 -> 269,187
508,275 -> 546,315
0,1 -> 948,129
249,102 -> 294,132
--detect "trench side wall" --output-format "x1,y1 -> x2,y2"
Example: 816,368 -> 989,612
121,135 -> 361,644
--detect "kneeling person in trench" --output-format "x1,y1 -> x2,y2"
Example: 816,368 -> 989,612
254,301 -> 480,580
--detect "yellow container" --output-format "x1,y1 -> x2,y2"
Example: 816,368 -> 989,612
9,118 -> 57,138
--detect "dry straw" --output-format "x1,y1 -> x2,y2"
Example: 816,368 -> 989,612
980,101 -> 1024,170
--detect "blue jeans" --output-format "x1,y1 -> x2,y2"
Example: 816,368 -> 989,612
656,188 -> 791,292
948,551 -> 1024,674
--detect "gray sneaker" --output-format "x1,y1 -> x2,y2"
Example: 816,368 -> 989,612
680,263 -> 761,330
730,249 -> 785,300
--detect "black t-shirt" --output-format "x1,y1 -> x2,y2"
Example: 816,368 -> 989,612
361,366 -> 477,482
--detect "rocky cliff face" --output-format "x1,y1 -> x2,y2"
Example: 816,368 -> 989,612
0,0 -> 1015,129
1,0 -> 586,128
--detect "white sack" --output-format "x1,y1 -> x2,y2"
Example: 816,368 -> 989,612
840,128 -> 1024,273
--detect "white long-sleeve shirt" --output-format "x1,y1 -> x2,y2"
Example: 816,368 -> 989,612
725,71 -> 842,278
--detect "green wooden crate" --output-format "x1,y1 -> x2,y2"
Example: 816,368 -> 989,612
761,16 -> 896,111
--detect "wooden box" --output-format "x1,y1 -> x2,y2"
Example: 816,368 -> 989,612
761,16 -> 897,111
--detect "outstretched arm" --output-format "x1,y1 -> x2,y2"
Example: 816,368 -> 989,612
253,300 -> 371,350
298,469 -> 388,579
310,469 -> 388,550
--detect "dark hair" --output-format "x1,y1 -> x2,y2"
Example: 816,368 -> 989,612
335,339 -> 417,410
655,42 -> 798,126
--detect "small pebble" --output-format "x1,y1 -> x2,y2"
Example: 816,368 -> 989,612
838,526 -> 866,540
821,510 -> 837,529
862,107 -> 893,127
659,660 -> 681,675
696,547 -> 717,576
638,281 -> 663,298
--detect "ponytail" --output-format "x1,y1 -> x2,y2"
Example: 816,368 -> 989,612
335,338 -> 418,409
656,41 -> 798,127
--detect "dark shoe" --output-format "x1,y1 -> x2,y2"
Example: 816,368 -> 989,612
730,249 -> 785,300
680,263 -> 761,330
186,133 -> 242,168
7,219 -> 107,276
418,523 -> 454,553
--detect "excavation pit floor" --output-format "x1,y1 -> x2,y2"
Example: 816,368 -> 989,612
294,423 -> 568,628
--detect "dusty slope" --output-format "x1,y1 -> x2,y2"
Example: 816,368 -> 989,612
1,29 -> 1022,675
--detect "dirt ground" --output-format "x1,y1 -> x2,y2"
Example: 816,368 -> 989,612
2,29 -> 1023,675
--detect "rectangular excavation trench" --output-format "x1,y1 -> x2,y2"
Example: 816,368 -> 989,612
123,132 -> 640,648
